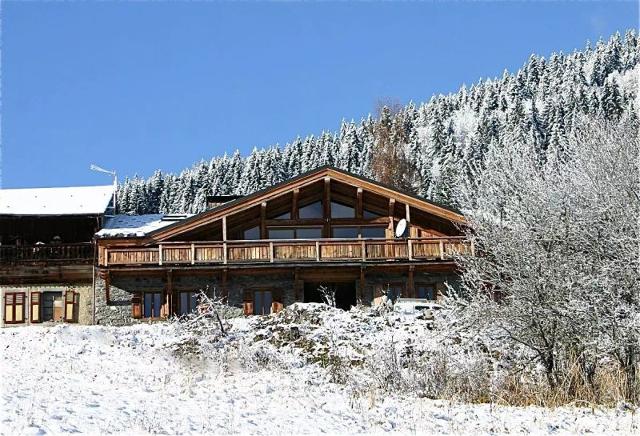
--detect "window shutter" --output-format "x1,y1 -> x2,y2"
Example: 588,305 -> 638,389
5,293 -> 14,323
271,289 -> 283,314
243,290 -> 253,316
64,291 -> 75,322
31,292 -> 42,323
131,294 -> 142,319
14,293 -> 25,323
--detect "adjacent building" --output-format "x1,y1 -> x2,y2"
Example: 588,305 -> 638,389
0,185 -> 114,326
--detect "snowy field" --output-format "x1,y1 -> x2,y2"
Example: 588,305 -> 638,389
1,304 -> 638,435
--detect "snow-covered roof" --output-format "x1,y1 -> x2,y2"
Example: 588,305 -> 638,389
0,185 -> 114,216
96,214 -> 191,238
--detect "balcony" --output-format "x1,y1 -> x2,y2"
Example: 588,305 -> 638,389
0,243 -> 94,264
101,237 -> 471,267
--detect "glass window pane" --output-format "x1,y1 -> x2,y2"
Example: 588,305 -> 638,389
263,291 -> 272,314
180,292 -> 189,315
299,201 -> 323,219
144,294 -> 153,318
332,227 -> 359,238
363,208 -> 383,219
244,226 -> 260,240
417,285 -> 435,300
360,227 -> 387,238
331,201 -> 355,218
153,293 -> 162,317
254,291 -> 263,315
269,228 -> 295,239
273,211 -> 291,219
295,227 -> 322,239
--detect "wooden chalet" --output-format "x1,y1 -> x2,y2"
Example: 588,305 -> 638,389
0,185 -> 115,326
95,167 -> 470,324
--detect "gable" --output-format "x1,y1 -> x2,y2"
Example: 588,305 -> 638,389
138,167 -> 465,243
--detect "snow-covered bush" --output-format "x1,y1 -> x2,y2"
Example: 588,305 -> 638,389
455,115 -> 640,403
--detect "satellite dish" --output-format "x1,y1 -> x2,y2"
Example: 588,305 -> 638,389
395,219 -> 407,238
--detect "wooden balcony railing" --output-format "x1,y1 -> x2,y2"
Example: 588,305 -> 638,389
0,243 -> 94,263
102,237 -> 472,267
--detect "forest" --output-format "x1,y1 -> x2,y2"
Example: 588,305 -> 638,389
117,30 -> 639,215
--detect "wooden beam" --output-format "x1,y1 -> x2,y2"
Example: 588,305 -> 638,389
407,266 -> 415,298
358,267 -> 365,303
166,269 -> 173,318
222,215 -> 228,242
356,188 -> 363,219
260,202 -> 267,239
387,198 -> 396,239
292,189 -> 299,220
221,268 -> 228,301
323,177 -> 331,238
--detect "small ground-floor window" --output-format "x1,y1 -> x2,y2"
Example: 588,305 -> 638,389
178,291 -> 199,316
243,289 -> 283,315
131,292 -> 164,319
42,291 -> 64,322
4,292 -> 25,324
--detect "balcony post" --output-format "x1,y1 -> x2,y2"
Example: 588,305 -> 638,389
191,243 -> 195,265
439,240 -> 445,260
315,241 -> 320,261
269,242 -> 274,263
159,244 -> 163,266
223,242 -> 228,265
408,239 -> 413,261
361,240 -> 366,262
104,248 -> 109,267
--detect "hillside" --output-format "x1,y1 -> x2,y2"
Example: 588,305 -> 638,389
2,304 -> 638,434
117,30 -> 639,215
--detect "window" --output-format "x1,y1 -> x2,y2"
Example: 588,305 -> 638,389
268,228 -> 295,239
243,289 -> 283,316
243,226 -> 260,240
295,227 -> 322,239
143,292 -> 163,318
331,201 -> 355,218
179,291 -> 199,315
42,292 -> 63,322
273,211 -> 291,220
360,226 -> 386,238
4,292 -> 25,324
416,284 -> 436,300
268,227 -> 323,239
363,207 -> 383,219
299,201 -> 323,219
332,227 -> 359,238
253,290 -> 273,315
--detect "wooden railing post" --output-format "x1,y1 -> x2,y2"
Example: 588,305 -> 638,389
223,242 -> 228,265
439,240 -> 445,260
191,243 -> 195,265
315,241 -> 320,261
408,239 -> 413,261
104,248 -> 109,266
269,242 -> 274,263
159,244 -> 163,265
361,240 -> 366,262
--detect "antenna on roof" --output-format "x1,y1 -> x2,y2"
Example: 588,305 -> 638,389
90,164 -> 118,215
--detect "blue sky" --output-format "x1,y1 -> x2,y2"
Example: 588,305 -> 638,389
2,1 -> 638,188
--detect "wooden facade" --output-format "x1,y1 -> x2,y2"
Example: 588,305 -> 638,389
96,167 -> 469,321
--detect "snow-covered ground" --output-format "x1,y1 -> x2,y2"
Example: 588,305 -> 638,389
1,304 -> 637,435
